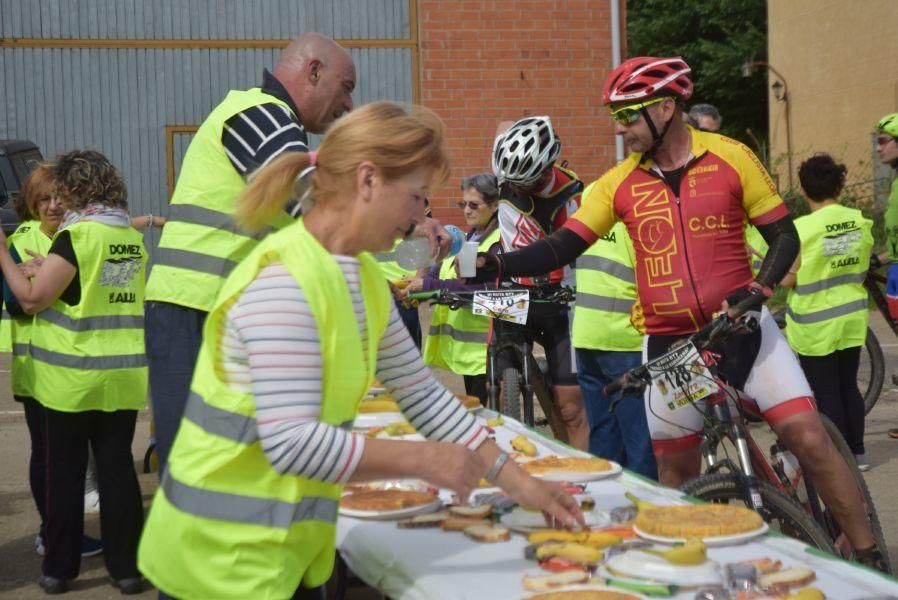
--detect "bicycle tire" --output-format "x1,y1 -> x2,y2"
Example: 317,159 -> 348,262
501,367 -> 523,422
681,472 -> 836,554
861,328 -> 885,416
814,414 -> 891,572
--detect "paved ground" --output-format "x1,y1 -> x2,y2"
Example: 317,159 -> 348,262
1,308 -> 897,598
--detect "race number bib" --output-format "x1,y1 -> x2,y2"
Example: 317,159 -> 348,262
472,290 -> 530,324
646,342 -> 715,412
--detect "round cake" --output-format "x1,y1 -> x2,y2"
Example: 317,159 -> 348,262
340,489 -> 437,512
635,503 -> 764,538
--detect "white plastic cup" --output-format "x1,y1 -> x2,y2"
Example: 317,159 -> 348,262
457,241 -> 478,277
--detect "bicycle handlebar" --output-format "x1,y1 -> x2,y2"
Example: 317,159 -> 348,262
603,291 -> 766,406
406,286 -> 576,307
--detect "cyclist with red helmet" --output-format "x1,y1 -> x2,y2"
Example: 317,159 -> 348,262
478,56 -> 885,570
490,116 -> 588,450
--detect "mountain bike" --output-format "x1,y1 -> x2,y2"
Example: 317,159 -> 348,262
605,294 -> 889,570
408,285 -> 575,442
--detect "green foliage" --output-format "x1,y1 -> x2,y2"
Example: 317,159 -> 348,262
626,0 -> 768,148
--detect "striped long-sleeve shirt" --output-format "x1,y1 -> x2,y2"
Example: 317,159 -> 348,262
220,258 -> 488,483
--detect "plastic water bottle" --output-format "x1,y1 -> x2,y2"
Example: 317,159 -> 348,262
394,224 -> 465,270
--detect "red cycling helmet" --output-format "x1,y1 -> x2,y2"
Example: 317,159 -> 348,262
603,56 -> 693,105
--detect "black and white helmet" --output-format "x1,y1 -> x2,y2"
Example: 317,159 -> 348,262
492,116 -> 561,186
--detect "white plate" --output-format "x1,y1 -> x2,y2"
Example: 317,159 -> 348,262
529,461 -> 623,483
353,412 -> 405,429
633,521 -> 769,546
604,550 -> 723,587
525,584 -> 647,599
500,507 -> 611,533
339,496 -> 443,520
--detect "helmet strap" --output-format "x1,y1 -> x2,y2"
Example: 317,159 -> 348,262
639,106 -> 674,163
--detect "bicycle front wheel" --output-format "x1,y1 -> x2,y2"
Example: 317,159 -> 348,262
860,327 -> 885,416
501,367 -> 523,422
681,472 -> 836,554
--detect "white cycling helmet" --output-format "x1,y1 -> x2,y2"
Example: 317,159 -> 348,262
492,116 -> 561,186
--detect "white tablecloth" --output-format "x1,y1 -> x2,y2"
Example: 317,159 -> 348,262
336,410 -> 898,599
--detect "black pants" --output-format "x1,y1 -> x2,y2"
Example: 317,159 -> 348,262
20,395 -> 47,538
464,374 -> 488,404
395,299 -> 422,349
145,301 -> 207,476
43,406 -> 144,580
798,346 -> 865,455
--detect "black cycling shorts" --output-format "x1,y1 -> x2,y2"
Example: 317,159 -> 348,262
491,295 -> 578,387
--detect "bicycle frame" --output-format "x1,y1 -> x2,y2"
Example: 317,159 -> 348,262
865,267 -> 898,335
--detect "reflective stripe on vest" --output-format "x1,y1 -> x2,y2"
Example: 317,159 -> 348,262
138,220 -> 392,596
146,88 -> 299,312
37,307 -> 143,332
786,204 -> 872,356
30,345 -> 147,370
571,220 -> 642,351
422,227 -> 499,376
162,473 -> 338,529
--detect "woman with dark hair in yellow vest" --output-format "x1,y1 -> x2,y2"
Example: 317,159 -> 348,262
137,101 -> 583,600
782,154 -> 873,471
0,150 -> 147,595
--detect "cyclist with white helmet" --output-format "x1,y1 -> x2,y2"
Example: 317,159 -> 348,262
489,116 -> 588,450
477,57 -> 886,571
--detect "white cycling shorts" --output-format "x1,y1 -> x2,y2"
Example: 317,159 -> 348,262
643,307 -> 815,454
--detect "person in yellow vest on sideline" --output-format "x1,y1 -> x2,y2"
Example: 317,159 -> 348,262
0,150 -> 147,595
572,181 -> 657,480
137,102 -> 584,600
411,173 -> 502,403
781,154 -> 873,472
0,164 -> 107,563
144,33 -> 357,476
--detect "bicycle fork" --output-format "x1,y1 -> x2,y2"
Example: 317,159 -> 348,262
708,392 -> 766,512
521,338 -> 535,427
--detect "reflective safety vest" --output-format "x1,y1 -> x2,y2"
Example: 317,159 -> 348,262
372,239 -> 417,282
572,220 -> 642,351
138,219 -> 392,599
422,227 -> 500,375
786,204 -> 872,356
146,88 -> 296,312
744,224 -> 768,277
0,221 -> 51,396
30,222 -> 147,412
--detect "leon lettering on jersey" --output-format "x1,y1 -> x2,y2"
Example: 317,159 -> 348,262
629,180 -> 698,329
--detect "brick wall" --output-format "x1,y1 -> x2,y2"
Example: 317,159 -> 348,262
418,0 -> 622,224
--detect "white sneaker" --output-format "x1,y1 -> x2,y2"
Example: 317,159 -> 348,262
83,489 -> 101,514
855,454 -> 871,472
35,534 -> 45,557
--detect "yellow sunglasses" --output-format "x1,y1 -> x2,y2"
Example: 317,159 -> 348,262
609,97 -> 667,125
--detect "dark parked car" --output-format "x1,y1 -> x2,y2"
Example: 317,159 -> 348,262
0,140 -> 44,235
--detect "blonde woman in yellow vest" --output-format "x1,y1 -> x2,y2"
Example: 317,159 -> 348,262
0,150 -> 147,595
138,102 -> 583,600
781,154 -> 873,472
413,173 -> 502,403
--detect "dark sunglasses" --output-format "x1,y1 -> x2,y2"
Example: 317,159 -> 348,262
456,200 -> 487,210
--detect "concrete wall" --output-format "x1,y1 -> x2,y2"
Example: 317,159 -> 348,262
768,0 -> 898,203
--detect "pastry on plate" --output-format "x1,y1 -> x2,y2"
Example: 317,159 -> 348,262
521,456 -> 612,475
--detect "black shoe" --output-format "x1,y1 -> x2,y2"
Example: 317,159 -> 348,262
80,535 -> 103,558
37,575 -> 68,595
111,577 -> 143,595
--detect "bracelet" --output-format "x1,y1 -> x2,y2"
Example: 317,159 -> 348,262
147,213 -> 154,228
485,451 -> 510,483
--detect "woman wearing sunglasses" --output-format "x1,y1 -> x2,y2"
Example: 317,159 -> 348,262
405,173 -> 502,403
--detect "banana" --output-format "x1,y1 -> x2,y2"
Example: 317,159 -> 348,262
785,588 -> 825,600
643,538 -> 707,566
528,530 -> 581,545
511,435 -> 537,457
486,416 -> 505,427
624,491 -> 658,512
535,542 -> 603,565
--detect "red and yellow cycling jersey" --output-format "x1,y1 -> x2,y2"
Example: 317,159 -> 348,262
567,129 -> 787,335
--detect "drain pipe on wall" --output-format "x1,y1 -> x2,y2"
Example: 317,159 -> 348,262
610,0 -> 624,162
